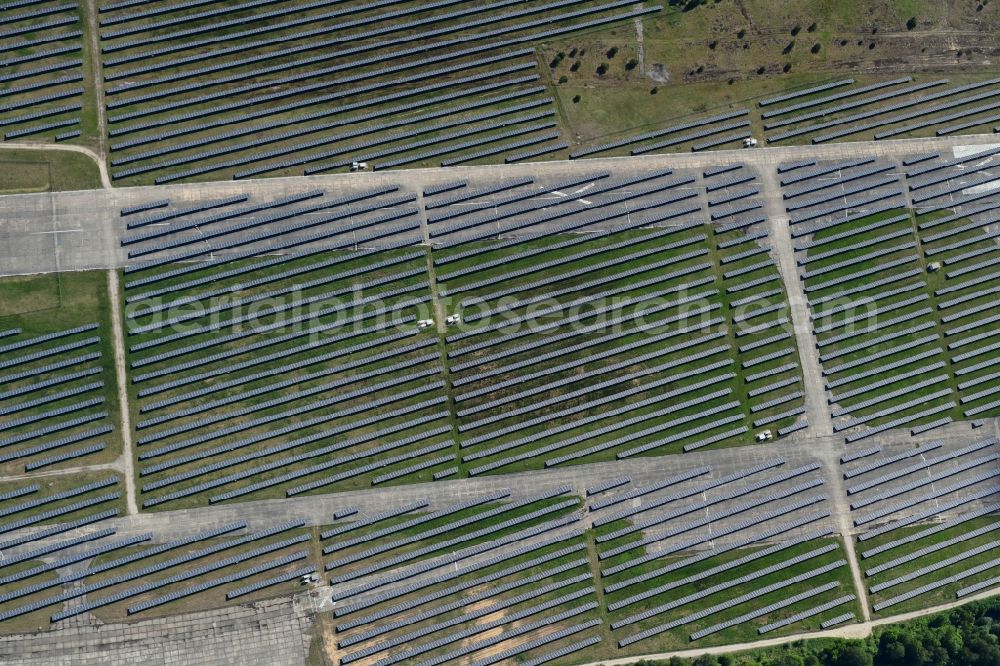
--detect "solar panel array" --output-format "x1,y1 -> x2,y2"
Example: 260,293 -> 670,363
848,434 -> 1000,612
764,76 -> 1000,144
0,316 -> 114,471
0,518 -> 322,624
0,476 -> 131,624
116,185 -> 458,507
431,166 -> 804,470
95,0 -> 676,181
320,490 -> 610,665
116,99 -> 556,181
570,109 -> 750,158
779,156 -> 1000,609
11,164 -> 947,655
0,1 -> 83,139
600,455 -> 849,646
907,162 -> 1000,420
127,550 -> 310,613
636,120 -> 752,155
783,159 -> 965,439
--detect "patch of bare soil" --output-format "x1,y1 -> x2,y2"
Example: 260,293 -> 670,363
648,63 -> 670,83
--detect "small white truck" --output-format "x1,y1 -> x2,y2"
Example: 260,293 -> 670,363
755,430 -> 773,442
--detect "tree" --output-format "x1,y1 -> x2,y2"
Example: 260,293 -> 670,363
650,87 -> 658,94
737,28 -> 746,38
596,62 -> 608,75
791,24 -> 801,35
811,42 -> 821,53
558,75 -> 568,83
783,62 -> 792,72
783,40 -> 795,54
807,21 -> 818,32
625,58 -> 639,70
570,60 -> 581,71
833,643 -> 872,666
607,46 -> 619,58
906,16 -> 918,29
572,94 -> 581,103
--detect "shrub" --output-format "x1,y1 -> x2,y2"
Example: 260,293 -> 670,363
572,94 -> 581,103
906,16 -> 917,29
558,75 -> 568,83
783,62 -> 792,72
625,58 -> 639,70
570,60 -> 581,71
808,22 -> 817,32
783,40 -> 795,54
596,62 -> 608,75
737,28 -> 746,38
709,39 -> 717,49
791,24 -> 801,35
650,87 -> 658,94
607,46 -> 619,58
811,42 -> 821,53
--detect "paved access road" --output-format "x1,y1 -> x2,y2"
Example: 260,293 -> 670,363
1,134 -> 999,276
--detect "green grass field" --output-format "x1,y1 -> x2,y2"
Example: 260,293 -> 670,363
0,149 -> 102,194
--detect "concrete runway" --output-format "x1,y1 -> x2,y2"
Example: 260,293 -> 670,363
2,134 -> 999,277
